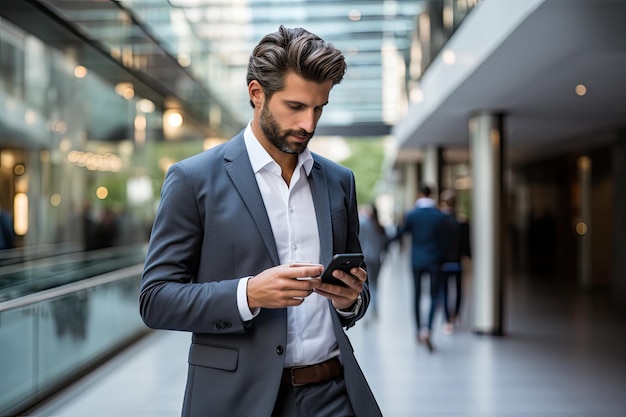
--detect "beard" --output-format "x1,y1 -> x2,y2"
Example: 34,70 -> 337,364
259,101 -> 313,155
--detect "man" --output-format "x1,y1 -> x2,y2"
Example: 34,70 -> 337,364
140,26 -> 381,417
357,203 -> 389,320
439,189 -> 470,333
396,183 -> 448,352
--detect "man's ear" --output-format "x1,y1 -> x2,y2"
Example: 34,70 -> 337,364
248,80 -> 264,108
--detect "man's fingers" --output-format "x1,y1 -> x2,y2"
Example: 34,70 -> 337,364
286,263 -> 323,278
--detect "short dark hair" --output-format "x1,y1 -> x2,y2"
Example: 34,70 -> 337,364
246,25 -> 347,108
418,183 -> 432,197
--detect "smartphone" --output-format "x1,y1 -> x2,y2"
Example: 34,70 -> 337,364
321,253 -> 364,287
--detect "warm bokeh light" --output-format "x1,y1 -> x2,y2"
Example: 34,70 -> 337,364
67,150 -> 123,172
575,221 -> 588,235
137,98 -> 155,113
13,163 -> 25,176
578,155 -> 591,170
96,186 -> 109,200
165,110 -> 183,128
0,151 -> 15,172
74,65 -> 88,78
115,82 -> 135,100
134,115 -> 147,130
50,193 -> 62,207
13,192 -> 28,235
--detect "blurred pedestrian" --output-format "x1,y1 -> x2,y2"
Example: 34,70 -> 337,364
395,183 -> 448,352
358,202 -> 389,320
439,190 -> 470,333
0,203 -> 15,250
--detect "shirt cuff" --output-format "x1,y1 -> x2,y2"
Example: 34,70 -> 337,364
336,293 -> 363,318
237,277 -> 260,322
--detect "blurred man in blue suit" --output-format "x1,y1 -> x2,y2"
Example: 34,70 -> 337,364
396,183 -> 448,352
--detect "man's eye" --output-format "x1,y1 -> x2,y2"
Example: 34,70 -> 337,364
288,104 -> 302,110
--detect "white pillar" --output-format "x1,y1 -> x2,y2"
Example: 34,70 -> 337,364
422,144 -> 439,197
469,112 -> 505,335
404,162 -> 419,210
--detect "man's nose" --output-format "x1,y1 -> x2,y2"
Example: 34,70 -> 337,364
298,109 -> 317,134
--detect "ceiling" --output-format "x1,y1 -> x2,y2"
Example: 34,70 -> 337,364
394,0 -> 626,163
2,0 -> 423,138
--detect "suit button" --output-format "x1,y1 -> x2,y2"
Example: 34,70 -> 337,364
214,320 -> 231,330
276,345 -> 284,355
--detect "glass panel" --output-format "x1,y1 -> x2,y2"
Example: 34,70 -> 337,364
0,307 -> 36,413
36,277 -> 145,388
0,273 -> 146,415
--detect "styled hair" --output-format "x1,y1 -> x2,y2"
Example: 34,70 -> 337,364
418,183 -> 432,198
246,25 -> 347,108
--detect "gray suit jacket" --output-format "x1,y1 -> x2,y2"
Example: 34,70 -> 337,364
140,132 -> 381,417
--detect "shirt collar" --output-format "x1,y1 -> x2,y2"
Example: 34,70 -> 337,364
415,197 -> 437,208
243,121 -> 314,175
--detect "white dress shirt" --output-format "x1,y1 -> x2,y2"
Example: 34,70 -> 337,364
236,122 -> 340,367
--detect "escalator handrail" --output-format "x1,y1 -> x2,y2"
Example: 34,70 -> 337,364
0,263 -> 144,313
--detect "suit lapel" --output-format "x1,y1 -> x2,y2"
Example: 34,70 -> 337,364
310,159 -> 349,325
309,159 -> 333,266
223,135 -> 280,265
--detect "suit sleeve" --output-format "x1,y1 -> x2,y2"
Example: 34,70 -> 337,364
139,162 -> 245,334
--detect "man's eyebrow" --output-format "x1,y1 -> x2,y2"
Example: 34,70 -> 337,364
284,99 -> 329,107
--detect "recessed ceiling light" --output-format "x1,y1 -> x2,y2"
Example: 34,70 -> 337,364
575,84 -> 587,96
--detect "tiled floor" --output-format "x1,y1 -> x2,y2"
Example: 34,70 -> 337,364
28,247 -> 626,416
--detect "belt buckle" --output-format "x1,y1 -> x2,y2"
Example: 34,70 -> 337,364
290,365 -> 308,387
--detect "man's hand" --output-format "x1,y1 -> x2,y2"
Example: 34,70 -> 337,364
247,263 -> 323,309
315,266 -> 366,311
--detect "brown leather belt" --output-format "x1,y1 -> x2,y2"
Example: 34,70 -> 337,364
281,357 -> 343,386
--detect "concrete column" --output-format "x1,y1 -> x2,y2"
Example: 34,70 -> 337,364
422,144 -> 440,197
403,162 -> 419,210
469,112 -> 505,335
613,132 -> 626,297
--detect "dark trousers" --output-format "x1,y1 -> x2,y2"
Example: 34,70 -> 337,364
272,374 -> 355,417
443,268 -> 463,321
411,265 -> 444,332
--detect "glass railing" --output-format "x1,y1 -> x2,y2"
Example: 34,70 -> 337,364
0,244 -> 146,302
0,264 -> 149,416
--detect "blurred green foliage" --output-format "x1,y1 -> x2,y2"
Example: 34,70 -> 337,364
339,138 -> 386,206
